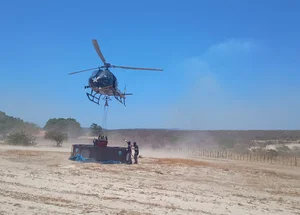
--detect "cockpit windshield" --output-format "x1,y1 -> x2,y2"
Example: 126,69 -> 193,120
90,70 -> 100,78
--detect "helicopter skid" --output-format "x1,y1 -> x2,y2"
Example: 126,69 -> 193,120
86,90 -> 102,105
86,89 -> 123,106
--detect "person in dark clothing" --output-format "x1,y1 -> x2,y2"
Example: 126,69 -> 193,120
125,140 -> 132,164
133,142 -> 139,164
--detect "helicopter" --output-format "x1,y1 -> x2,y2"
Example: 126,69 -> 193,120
68,39 -> 163,107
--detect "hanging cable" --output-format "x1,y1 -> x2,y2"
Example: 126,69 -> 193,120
102,98 -> 109,137
103,106 -> 108,131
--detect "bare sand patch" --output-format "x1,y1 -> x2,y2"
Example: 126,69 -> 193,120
0,145 -> 299,215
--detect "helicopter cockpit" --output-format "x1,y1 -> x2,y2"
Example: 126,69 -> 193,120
88,69 -> 118,89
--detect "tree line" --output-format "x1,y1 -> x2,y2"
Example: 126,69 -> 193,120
0,111 -> 103,147
0,111 -> 40,136
2,110 -> 300,148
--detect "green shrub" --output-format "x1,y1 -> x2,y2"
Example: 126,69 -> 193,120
5,130 -> 36,146
44,130 -> 68,147
44,118 -> 82,138
90,123 -> 103,136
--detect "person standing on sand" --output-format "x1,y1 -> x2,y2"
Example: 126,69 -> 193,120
133,142 -> 139,164
125,140 -> 132,164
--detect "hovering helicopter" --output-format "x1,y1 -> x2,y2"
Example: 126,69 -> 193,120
68,39 -> 163,107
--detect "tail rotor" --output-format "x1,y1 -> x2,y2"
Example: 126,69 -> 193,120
122,85 -> 133,106
124,85 -> 127,106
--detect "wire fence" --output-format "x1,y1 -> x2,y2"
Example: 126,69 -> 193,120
189,149 -> 299,166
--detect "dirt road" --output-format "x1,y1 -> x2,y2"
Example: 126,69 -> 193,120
0,145 -> 299,215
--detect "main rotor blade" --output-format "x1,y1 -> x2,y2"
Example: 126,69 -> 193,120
92,39 -> 106,64
112,65 -> 163,71
68,67 -> 98,75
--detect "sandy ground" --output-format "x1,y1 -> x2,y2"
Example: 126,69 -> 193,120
0,143 -> 299,215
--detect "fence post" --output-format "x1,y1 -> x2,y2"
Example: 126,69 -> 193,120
295,157 -> 297,166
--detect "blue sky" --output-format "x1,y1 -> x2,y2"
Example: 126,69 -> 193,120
0,0 -> 300,129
